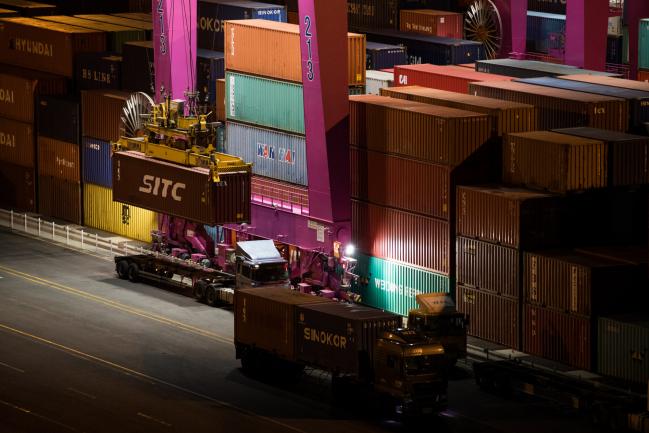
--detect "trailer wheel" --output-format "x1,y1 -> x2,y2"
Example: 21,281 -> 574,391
116,260 -> 129,280
194,280 -> 207,301
206,285 -> 219,307
127,263 -> 140,282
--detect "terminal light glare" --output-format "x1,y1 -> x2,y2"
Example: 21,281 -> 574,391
344,244 -> 355,257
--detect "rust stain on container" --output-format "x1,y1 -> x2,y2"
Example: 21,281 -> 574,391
37,136 -> 80,182
225,20 -> 366,86
456,185 -> 563,249
381,85 -> 537,136
112,151 -> 250,225
0,17 -> 106,77
469,81 -> 628,132
38,175 -> 82,224
0,161 -> 35,212
523,250 -> 640,316
81,89 -> 130,143
504,131 -> 608,193
349,94 -> 491,166
524,304 -> 592,371
352,199 -> 450,275
394,64 -> 512,94
456,237 -> 520,299
457,284 -> 520,349
0,116 -> 33,167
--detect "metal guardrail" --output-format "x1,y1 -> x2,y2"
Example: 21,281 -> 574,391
0,209 -> 149,261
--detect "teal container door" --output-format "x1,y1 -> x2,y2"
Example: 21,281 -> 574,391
353,253 -> 450,317
639,20 -> 649,69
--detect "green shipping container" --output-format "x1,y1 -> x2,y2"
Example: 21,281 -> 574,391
623,25 -> 629,64
226,71 -> 305,135
598,315 -> 649,384
353,253 -> 450,317
639,19 -> 649,69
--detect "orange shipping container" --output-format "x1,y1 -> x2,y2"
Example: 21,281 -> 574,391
215,78 -> 225,122
0,73 -> 37,123
0,116 -> 34,167
37,136 -> 80,182
0,17 -> 106,77
81,89 -> 130,143
399,9 -> 464,39
224,19 -> 366,86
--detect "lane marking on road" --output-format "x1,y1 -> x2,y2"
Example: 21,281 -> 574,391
0,264 -> 233,345
67,387 -> 97,400
0,323 -> 308,433
0,361 -> 25,373
0,398 -> 81,432
137,412 -> 172,428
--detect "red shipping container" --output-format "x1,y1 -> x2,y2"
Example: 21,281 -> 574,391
38,175 -> 82,224
81,89 -> 130,143
352,199 -> 450,275
395,64 -> 513,93
399,9 -> 464,39
637,69 -> 649,82
456,237 -> 520,299
0,116 -> 34,167
0,72 -> 37,123
457,284 -> 520,349
37,137 -> 80,182
0,161 -> 35,212
524,304 -> 592,371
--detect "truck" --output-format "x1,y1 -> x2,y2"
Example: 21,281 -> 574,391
234,287 -> 450,418
114,237 -> 289,306
407,293 -> 469,365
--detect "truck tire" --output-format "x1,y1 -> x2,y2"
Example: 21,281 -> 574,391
193,280 -> 207,301
116,260 -> 129,280
206,285 -> 219,307
127,263 -> 140,282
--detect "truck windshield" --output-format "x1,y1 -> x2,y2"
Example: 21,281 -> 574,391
252,263 -> 288,283
404,355 -> 444,376
413,315 -> 466,337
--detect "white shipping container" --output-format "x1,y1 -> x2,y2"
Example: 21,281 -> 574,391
365,70 -> 394,95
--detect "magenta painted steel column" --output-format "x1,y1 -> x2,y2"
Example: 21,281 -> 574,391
152,0 -> 197,102
298,0 -> 351,226
564,0 -> 608,70
625,0 -> 649,80
492,0 -> 527,57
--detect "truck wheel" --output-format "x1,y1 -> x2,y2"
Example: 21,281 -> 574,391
206,285 -> 219,307
194,280 -> 207,301
116,261 -> 129,280
240,351 -> 257,374
127,263 -> 140,282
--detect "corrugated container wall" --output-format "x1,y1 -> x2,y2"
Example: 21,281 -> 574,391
640,19 -> 649,70
0,1 -> 56,15
83,182 -> 157,242
37,96 -> 80,144
38,176 -> 82,224
215,78 -> 225,122
524,304 -> 592,371
365,70 -> 393,95
354,253 -> 450,317
0,161 -> 35,212
394,64 -> 512,93
365,42 -> 407,70
0,17 -> 106,77
197,49 -> 225,104
0,116 -> 34,167
348,0 -> 456,30
0,64 -> 69,98
457,285 -> 520,349
226,72 -> 304,135
225,121 -> 307,186
352,199 -> 450,275
475,59 -> 619,79
349,95 -> 491,166
380,86 -> 537,137
198,1 -> 287,51
552,127 -> 649,187
251,176 -> 309,215
456,237 -> 520,299
75,52 -> 123,91
81,90 -> 129,143
468,81 -> 628,132
598,316 -> 649,384
0,73 -> 37,123
400,9 -> 463,39
504,131 -> 608,193
82,137 -> 112,187
121,41 -> 154,93
38,137 -> 80,182
526,12 -> 565,54
224,20 -> 365,86
73,15 -> 153,37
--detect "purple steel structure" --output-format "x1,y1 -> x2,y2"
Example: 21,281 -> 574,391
153,0 -> 197,102
564,0 -> 609,70
626,0 -> 649,80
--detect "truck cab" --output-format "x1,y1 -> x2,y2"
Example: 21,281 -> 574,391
234,240 -> 290,289
408,293 -> 468,365
373,329 -> 448,416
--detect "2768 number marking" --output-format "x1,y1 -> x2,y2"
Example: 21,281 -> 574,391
304,15 -> 314,81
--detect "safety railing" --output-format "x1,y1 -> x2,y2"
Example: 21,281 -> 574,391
0,208 -> 149,261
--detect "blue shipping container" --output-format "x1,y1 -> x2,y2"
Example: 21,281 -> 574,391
198,0 -> 286,51
526,11 -> 565,54
366,41 -> 408,70
225,121 -> 307,186
82,137 -> 112,187
197,49 -> 224,104
363,28 -> 484,65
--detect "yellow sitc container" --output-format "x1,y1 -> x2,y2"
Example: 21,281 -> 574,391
83,183 -> 157,243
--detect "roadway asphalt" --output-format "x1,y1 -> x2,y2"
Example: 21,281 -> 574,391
0,228 -> 596,433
